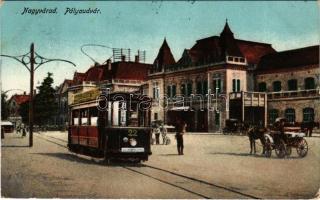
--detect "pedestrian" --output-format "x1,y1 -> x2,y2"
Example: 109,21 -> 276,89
21,123 -> 26,137
160,124 -> 168,145
175,119 -> 186,155
307,120 -> 314,137
155,125 -> 160,145
16,125 -> 21,134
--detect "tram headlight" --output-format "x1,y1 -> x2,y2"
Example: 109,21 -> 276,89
123,137 -> 129,143
129,138 -> 137,147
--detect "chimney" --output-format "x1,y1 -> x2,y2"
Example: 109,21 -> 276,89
23,91 -> 26,95
121,55 -> 126,62
135,55 -> 139,63
94,62 -> 100,67
107,59 -> 112,70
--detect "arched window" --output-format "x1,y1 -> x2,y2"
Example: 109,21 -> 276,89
196,80 -> 207,95
273,81 -> 281,92
303,108 -> 314,122
187,82 -> 193,96
288,79 -> 298,91
213,77 -> 222,93
166,84 -> 176,98
180,83 -> 186,96
285,108 -> 296,123
232,79 -> 241,92
258,82 -> 267,92
180,81 -> 192,97
305,77 -> 315,90
269,109 -> 279,124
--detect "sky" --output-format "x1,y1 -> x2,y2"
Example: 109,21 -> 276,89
0,1 -> 319,97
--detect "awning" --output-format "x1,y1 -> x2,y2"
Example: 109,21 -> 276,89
170,106 -> 190,111
1,121 -> 13,126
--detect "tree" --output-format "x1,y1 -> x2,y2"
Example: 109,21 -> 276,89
1,92 -> 10,120
19,101 -> 29,124
33,72 -> 57,126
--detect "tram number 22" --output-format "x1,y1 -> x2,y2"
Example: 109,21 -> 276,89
128,129 -> 138,137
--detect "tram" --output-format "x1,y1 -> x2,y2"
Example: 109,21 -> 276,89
68,89 -> 152,162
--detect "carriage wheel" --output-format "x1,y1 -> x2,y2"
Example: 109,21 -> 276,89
264,137 -> 272,158
296,138 -> 308,158
285,146 -> 292,156
275,139 -> 286,158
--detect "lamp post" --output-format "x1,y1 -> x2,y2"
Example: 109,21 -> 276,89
1,43 -> 76,147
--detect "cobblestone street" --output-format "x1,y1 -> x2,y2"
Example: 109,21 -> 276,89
2,131 -> 320,198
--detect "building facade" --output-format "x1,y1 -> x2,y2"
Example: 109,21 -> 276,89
255,46 -> 319,125
148,21 -> 319,132
148,22 -> 275,132
55,79 -> 72,130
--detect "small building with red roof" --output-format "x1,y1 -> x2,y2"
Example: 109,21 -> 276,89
8,93 -> 30,125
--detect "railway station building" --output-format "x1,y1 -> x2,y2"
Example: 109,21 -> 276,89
147,21 -> 319,132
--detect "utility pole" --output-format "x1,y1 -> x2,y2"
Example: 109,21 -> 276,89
29,43 -> 34,147
1,43 -> 76,147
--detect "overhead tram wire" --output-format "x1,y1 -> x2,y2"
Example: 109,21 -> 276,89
80,44 -> 114,65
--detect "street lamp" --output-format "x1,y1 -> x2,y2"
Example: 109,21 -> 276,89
1,43 -> 76,147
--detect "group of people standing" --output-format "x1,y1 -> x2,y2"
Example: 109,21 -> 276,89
16,124 -> 27,137
153,124 -> 169,145
153,118 -> 187,155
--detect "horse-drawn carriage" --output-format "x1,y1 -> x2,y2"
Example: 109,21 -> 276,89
247,118 -> 308,158
264,131 -> 308,158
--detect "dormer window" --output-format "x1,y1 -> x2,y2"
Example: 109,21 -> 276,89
227,56 -> 245,64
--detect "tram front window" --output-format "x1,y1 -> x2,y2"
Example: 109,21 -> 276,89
129,102 -> 138,127
120,102 -> 127,126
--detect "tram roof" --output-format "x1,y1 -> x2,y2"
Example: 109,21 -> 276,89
107,92 -> 149,99
70,91 -> 151,107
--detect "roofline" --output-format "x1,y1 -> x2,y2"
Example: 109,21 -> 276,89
235,39 -> 273,46
276,45 -> 319,54
112,61 -> 152,65
260,45 -> 319,59
196,35 -> 219,42
195,36 -> 274,48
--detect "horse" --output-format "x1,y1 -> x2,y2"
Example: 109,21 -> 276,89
246,126 -> 267,154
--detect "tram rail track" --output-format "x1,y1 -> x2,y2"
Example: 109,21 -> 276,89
35,133 -> 261,199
